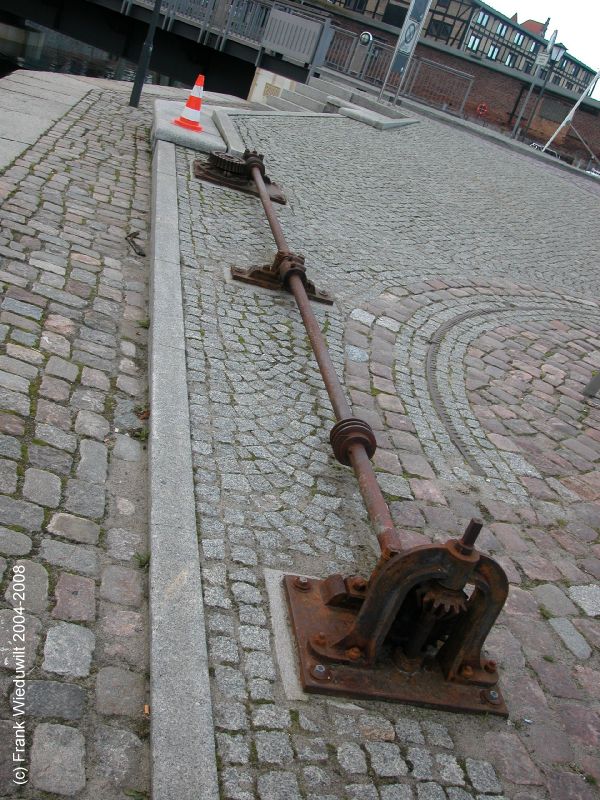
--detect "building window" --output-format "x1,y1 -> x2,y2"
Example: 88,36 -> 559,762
524,61 -> 533,73
505,53 -> 516,67
529,42 -> 538,52
552,75 -> 561,85
572,65 -> 579,77
513,32 -> 524,45
467,35 -> 481,52
496,23 -> 507,37
427,20 -> 452,41
435,0 -> 450,7
476,11 -> 489,26
566,81 -> 573,90
561,57 -> 568,69
487,44 -> 499,60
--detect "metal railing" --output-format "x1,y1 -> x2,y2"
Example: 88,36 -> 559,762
121,0 -> 332,66
324,26 -> 474,115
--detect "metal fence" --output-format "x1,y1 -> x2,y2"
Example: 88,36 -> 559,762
121,0 -> 331,66
324,27 -> 474,115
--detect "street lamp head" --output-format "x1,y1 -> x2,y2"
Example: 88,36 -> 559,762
550,42 -> 566,63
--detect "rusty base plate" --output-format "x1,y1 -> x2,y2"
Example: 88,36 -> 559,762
231,265 -> 334,305
284,575 -> 508,717
193,161 -> 287,204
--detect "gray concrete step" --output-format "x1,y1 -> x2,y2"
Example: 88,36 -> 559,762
280,89 -> 325,113
308,76 -> 353,101
293,82 -> 331,105
264,95 -> 306,113
348,91 -> 406,120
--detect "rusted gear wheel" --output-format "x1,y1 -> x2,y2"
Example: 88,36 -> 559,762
208,151 -> 247,176
417,583 -> 467,618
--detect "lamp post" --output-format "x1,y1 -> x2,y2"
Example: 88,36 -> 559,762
522,40 -> 566,140
129,0 -> 164,108
511,29 -> 557,139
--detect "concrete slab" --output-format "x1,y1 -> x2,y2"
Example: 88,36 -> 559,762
264,568 -> 308,702
149,139 -> 219,800
0,138 -> 27,172
212,109 -> 246,156
339,105 -> 419,130
0,69 -> 92,172
152,99 -> 226,153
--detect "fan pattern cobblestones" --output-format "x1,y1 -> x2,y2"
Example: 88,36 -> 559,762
177,111 -> 600,800
0,89 -> 151,798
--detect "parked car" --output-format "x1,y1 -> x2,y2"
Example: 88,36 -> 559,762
529,142 -> 560,159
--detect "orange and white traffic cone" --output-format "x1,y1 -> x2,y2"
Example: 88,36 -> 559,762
172,75 -> 204,132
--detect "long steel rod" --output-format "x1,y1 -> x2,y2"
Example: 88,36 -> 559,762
249,164 -> 400,555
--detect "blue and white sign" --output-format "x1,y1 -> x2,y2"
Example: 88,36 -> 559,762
391,0 -> 434,75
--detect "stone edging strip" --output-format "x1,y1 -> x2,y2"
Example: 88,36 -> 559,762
149,139 -> 219,800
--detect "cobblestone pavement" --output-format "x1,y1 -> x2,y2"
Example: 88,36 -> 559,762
0,87 -> 152,798
177,113 -> 600,800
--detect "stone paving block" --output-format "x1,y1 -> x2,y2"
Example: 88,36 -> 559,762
365,741 -> 408,777
416,784 -> 446,800
0,609 -> 41,670
0,457 -> 17,493
113,433 -> 143,461
28,442 -> 73,474
4,559 -> 48,612
98,602 -> 147,665
52,572 -> 96,621
47,511 -> 100,544
0,525 -> 31,556
532,583 -> 578,616
0,494 -> 44,530
465,759 -> 502,794
105,526 -> 145,561
31,723 -> 86,795
100,565 -> 143,606
549,617 -> 592,659
380,787 -> 415,800
91,724 -> 149,792
255,731 -> 294,764
257,771 -> 302,800
64,477 -> 106,518
96,666 -> 145,716
43,621 -> 95,676
23,466 -> 62,507
337,742 -> 367,774
75,408 -> 110,440
76,438 -> 108,484
45,354 -> 78,381
568,584 -> 600,616
35,421 -> 77,452
41,539 -> 98,575
20,679 -> 86,719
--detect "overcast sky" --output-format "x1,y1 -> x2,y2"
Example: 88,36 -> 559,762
489,0 -> 600,97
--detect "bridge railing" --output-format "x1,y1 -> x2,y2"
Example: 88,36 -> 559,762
122,0 -> 332,67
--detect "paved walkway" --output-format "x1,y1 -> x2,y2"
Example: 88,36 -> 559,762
1,67 -> 599,800
0,71 -> 172,799
175,111 -> 600,800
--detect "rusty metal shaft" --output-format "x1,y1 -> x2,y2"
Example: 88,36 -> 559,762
249,164 -> 399,555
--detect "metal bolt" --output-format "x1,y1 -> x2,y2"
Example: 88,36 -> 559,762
484,660 -> 497,673
461,665 -> 474,678
311,663 -> 331,681
314,632 -> 326,646
352,577 -> 367,592
293,576 -> 310,591
345,646 -> 362,661
489,690 -> 499,700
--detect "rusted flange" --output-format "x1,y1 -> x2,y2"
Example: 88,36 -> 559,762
274,250 -> 307,288
330,418 -> 377,466
243,148 -> 266,177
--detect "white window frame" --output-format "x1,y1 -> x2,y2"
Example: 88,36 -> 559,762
513,32 -> 524,46
505,53 -> 516,67
467,34 -> 481,52
487,44 -> 499,60
496,23 -> 507,37
476,11 -> 489,26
